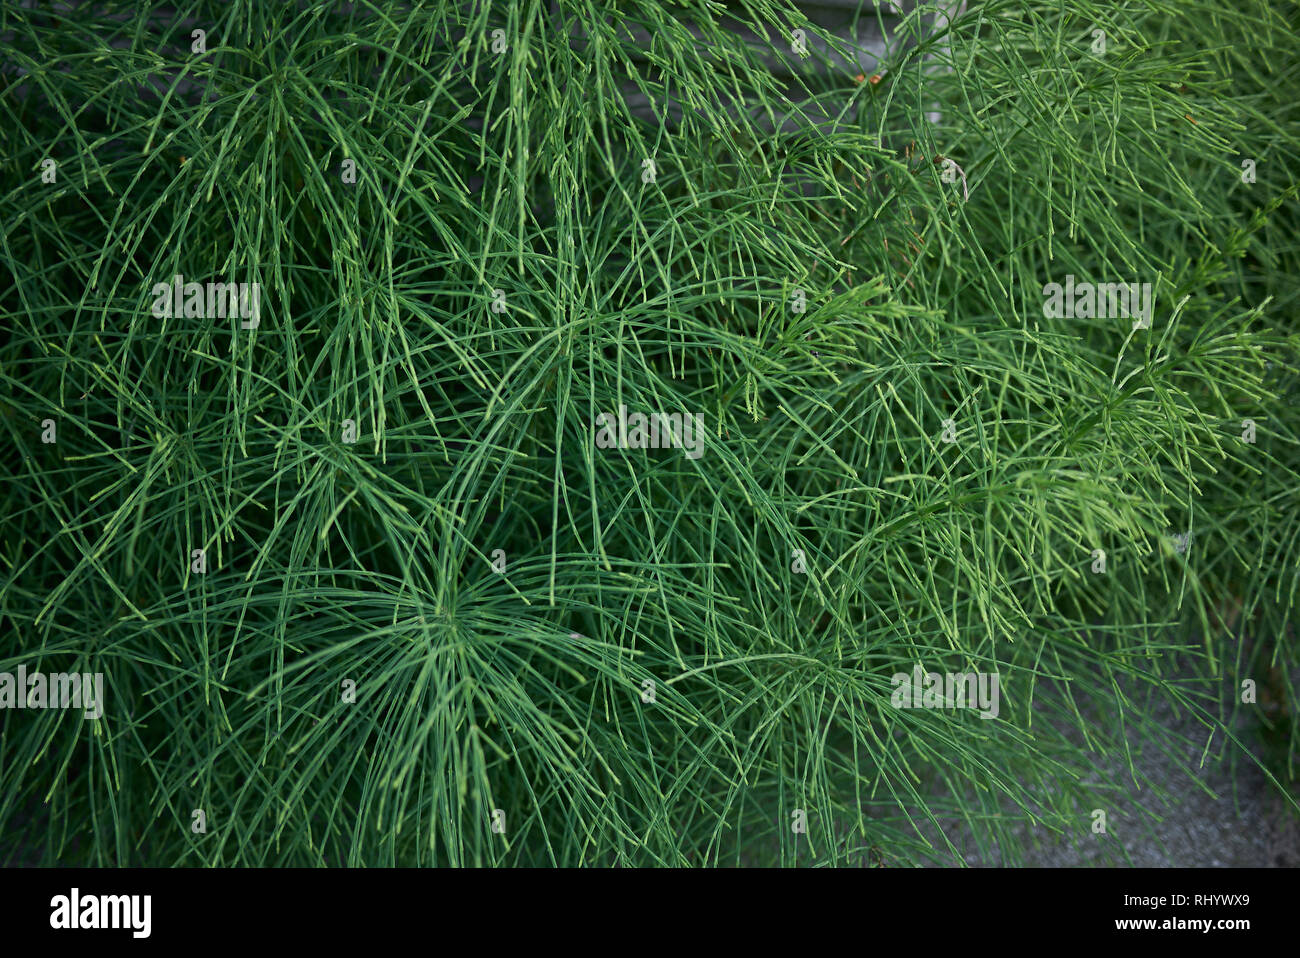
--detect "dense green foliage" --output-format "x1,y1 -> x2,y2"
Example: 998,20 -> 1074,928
1,0 -> 1297,866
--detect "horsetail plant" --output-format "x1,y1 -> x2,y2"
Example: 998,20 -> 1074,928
0,0 -> 1297,867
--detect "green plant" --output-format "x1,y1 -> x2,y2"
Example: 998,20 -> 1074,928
1,0 -> 1297,867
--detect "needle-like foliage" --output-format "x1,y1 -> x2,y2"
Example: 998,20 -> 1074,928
1,0 -> 1297,866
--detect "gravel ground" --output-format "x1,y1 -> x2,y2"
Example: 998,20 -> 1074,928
931,678 -> 1300,867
